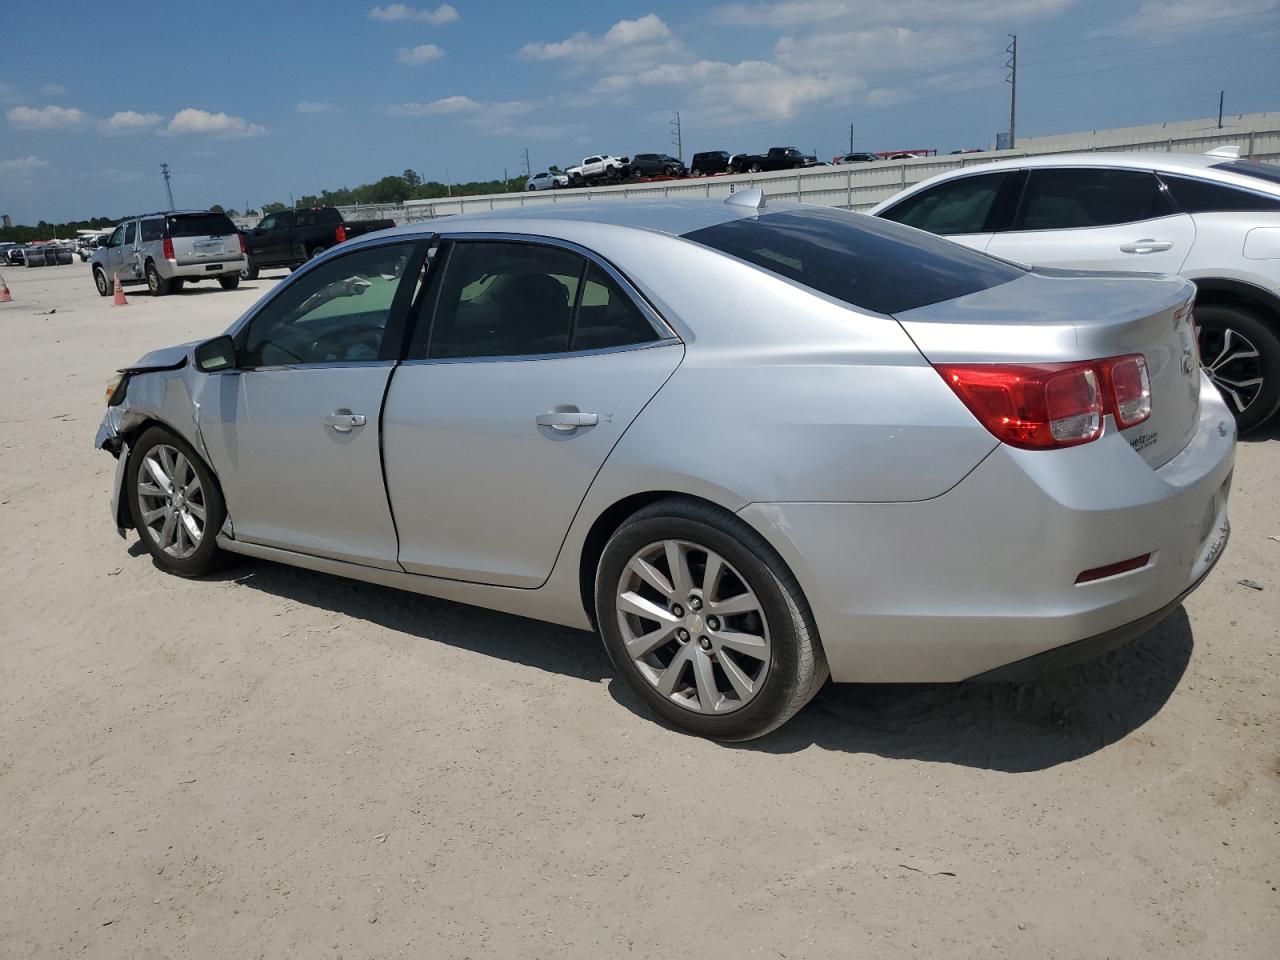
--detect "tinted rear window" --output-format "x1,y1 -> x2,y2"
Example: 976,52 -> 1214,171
683,207 -> 1025,315
1211,159 -> 1280,186
167,213 -> 237,238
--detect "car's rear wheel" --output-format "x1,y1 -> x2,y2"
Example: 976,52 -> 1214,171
595,497 -> 827,740
219,275 -> 240,290
749,162 -> 761,173
240,256 -> 259,281
169,278 -> 185,292
93,267 -> 110,297
145,261 -> 170,296
127,426 -> 230,577
691,168 -> 703,178
1195,304 -> 1280,433
309,246 -> 327,260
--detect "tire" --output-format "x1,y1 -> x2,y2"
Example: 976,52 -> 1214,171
218,275 -> 240,290
309,246 -> 327,260
594,496 -> 828,741
691,168 -> 703,178
127,426 -> 231,578
1195,303 -> 1280,433
240,256 -> 259,281
169,278 -> 185,292
633,167 -> 645,181
749,162 -> 761,174
145,261 -> 170,296
93,267 -> 110,297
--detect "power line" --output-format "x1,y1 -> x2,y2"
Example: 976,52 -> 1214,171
1023,42 -> 1274,83
1027,26 -> 1273,68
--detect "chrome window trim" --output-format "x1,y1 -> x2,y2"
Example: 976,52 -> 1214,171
434,230 -> 679,343
398,338 -> 681,368
235,359 -> 400,374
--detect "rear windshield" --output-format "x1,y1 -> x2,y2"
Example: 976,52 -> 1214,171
167,213 -> 237,238
684,207 -> 1025,315
1211,159 -> 1280,186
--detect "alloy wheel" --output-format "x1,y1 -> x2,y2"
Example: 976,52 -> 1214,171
137,444 -> 207,559
1198,324 -> 1263,414
616,539 -> 771,714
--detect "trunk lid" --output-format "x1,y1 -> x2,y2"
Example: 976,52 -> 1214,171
895,268 -> 1200,468
166,213 -> 241,264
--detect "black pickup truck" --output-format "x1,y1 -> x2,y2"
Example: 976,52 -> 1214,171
240,207 -> 395,279
730,146 -> 818,174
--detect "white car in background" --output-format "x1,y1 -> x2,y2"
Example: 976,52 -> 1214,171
525,171 -> 569,191
872,148 -> 1280,431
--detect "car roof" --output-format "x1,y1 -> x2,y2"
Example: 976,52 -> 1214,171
875,149 -> 1280,209
370,198 -> 792,242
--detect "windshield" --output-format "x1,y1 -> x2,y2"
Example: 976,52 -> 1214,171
167,213 -> 237,238
1211,159 -> 1280,187
684,207 -> 1026,315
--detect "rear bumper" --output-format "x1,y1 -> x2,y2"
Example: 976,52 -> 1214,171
739,374 -> 1236,683
159,256 -> 247,279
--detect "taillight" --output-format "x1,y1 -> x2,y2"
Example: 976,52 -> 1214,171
162,236 -> 174,260
238,232 -> 246,254
1100,354 -> 1151,428
935,362 -> 1103,450
335,225 -> 347,244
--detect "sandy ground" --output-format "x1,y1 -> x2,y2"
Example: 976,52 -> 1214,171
0,261 -> 1277,959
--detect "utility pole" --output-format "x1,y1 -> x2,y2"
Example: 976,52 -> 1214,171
1005,34 -> 1018,149
159,162 -> 175,211
1218,90 -> 1224,129
670,112 -> 683,162
521,147 -> 531,178
503,166 -> 509,192
445,168 -> 451,198
849,123 -> 854,155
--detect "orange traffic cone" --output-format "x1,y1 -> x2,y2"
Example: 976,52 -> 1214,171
0,273 -> 11,303
112,273 -> 128,307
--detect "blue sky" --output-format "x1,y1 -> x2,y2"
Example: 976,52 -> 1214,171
2,0 -> 1278,223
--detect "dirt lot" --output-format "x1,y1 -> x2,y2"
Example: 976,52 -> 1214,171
1,262 -> 1277,959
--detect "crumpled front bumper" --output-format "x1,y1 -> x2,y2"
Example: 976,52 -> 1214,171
95,408 -> 131,537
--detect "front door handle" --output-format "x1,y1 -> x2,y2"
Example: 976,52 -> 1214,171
325,411 -> 366,432
1119,239 -> 1174,254
536,410 -> 599,432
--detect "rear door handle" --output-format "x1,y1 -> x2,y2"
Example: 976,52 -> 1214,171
536,411 -> 599,432
325,411 -> 366,432
1119,239 -> 1174,254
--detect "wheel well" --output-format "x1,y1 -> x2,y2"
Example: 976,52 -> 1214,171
578,491 -> 722,628
1192,280 -> 1280,329
113,417 -> 227,529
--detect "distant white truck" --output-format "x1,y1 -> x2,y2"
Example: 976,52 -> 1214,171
566,154 -> 631,187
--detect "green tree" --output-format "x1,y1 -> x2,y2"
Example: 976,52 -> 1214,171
261,202 -> 287,214
402,169 -> 422,187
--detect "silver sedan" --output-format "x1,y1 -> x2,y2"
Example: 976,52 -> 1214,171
95,193 -> 1235,740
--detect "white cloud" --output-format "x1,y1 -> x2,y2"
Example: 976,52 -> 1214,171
164,107 -> 267,138
385,96 -> 564,137
0,82 -> 23,104
370,3 -> 458,24
1115,0 -> 1276,32
100,110 -> 163,134
520,14 -> 677,64
386,95 -> 478,116
39,82 -> 67,96
398,43 -> 444,64
711,0 -> 1076,27
7,104 -> 88,129
295,101 -> 340,113
0,155 -> 50,174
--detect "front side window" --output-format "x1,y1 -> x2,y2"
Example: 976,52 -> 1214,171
880,172 -> 1011,235
123,221 -> 136,245
242,242 -> 416,367
1015,168 -> 1174,231
107,225 -> 124,247
1161,174 -> 1280,213
140,219 -> 164,242
685,207 -> 1025,315
258,214 -> 282,233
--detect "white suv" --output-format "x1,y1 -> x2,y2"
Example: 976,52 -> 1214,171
872,148 -> 1280,431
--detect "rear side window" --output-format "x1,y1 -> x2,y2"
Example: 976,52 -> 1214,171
167,213 -> 237,238
140,219 -> 165,242
879,172 -> 1011,235
573,264 -> 657,351
684,207 -> 1025,315
1015,169 -> 1175,230
1161,174 -> 1280,213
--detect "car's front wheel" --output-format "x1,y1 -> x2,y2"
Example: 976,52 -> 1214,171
1196,303 -> 1280,432
93,267 -> 110,297
595,497 -> 827,740
127,426 -> 230,577
240,256 -> 259,281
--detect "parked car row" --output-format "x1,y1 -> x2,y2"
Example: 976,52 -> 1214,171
528,145 -> 824,190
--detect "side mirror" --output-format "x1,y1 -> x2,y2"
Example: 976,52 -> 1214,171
194,335 -> 237,373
